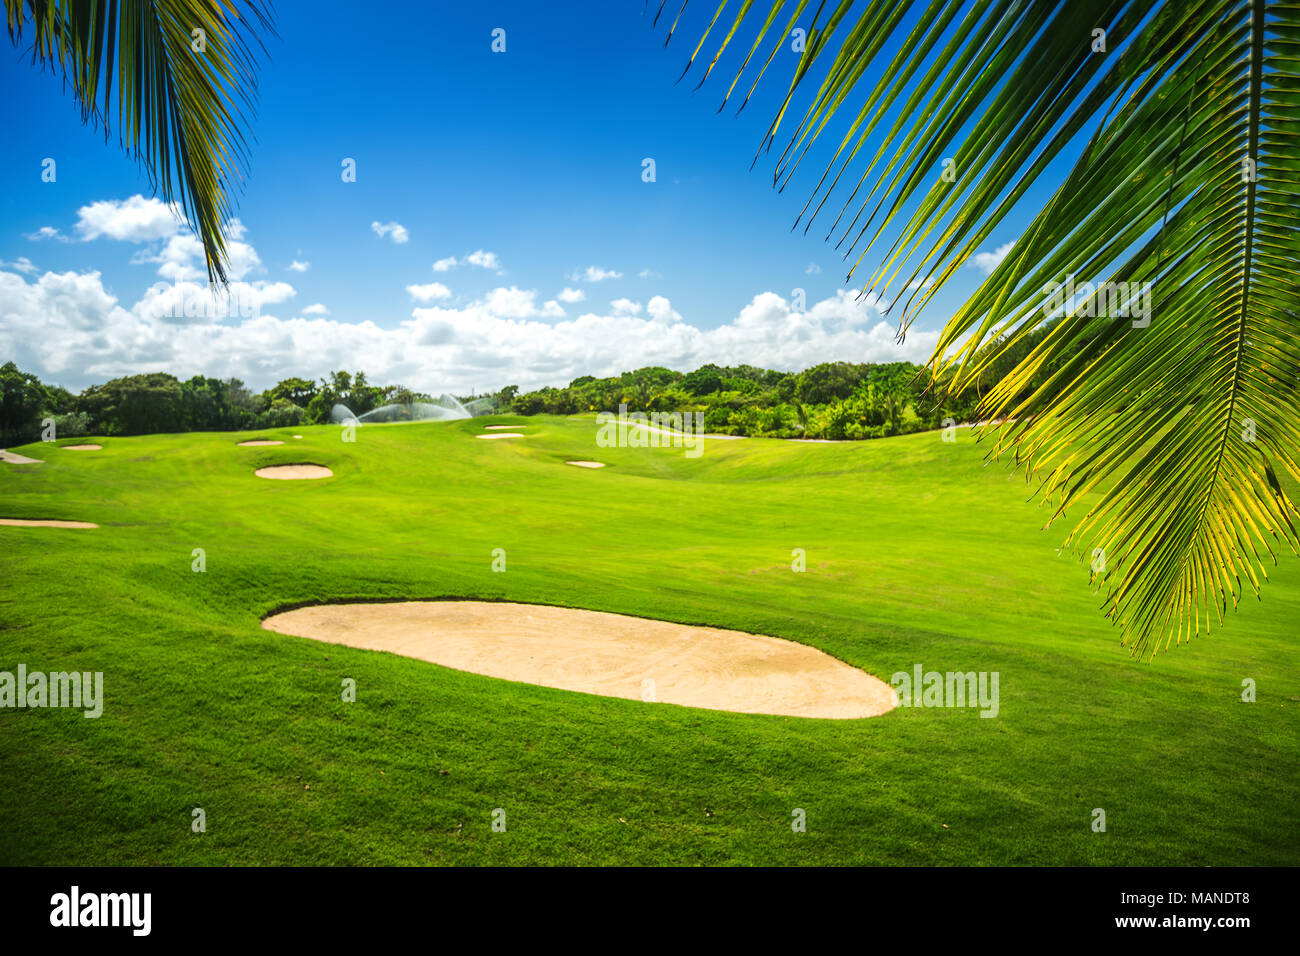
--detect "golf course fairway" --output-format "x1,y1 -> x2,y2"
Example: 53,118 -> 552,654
1,416 -> 1297,866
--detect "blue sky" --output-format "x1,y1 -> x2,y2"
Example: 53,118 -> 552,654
0,0 -> 1020,394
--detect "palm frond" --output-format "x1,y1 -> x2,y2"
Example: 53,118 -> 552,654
6,0 -> 276,284
666,0 -> 1300,657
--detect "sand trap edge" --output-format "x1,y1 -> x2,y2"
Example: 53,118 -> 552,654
254,463 -> 333,480
261,599 -> 897,720
0,450 -> 43,464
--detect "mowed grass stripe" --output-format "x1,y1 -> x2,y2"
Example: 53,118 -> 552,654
0,416 -> 1296,864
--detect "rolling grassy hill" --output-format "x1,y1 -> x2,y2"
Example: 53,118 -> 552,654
1,416 -> 1297,865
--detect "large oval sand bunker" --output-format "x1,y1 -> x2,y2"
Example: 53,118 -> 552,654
255,464 -> 333,480
262,601 -> 896,719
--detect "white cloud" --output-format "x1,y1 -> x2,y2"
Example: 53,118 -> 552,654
638,268 -> 662,279
0,270 -> 139,377
1,269 -> 935,395
568,266 -> 622,283
970,240 -> 1016,275
132,227 -> 261,281
805,262 -> 823,275
481,286 -> 564,319
288,260 -> 311,272
133,279 -> 296,325
62,195 -> 261,283
465,249 -> 501,270
4,203 -> 935,392
0,256 -> 37,274
25,226 -> 63,242
432,250 -> 503,273
646,296 -> 680,325
75,195 -> 184,242
371,221 -> 409,244
406,282 -> 452,302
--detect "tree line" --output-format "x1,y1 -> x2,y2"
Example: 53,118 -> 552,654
509,320 -> 1081,439
0,365 -> 471,445
1,321 -> 1078,445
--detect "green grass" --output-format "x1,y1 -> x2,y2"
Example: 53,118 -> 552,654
1,417 -> 1297,865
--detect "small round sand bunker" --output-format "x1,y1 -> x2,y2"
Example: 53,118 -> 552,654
476,433 -> 525,439
0,518 -> 98,529
565,460 -> 606,468
238,439 -> 284,446
262,601 -> 896,719
255,464 -> 333,480
62,444 -> 102,451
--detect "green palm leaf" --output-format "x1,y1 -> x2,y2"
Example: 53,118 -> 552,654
663,0 -> 1300,657
6,0 -> 276,284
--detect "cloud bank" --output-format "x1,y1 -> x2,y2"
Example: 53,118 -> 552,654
1,269 -> 937,393
2,195 -> 939,393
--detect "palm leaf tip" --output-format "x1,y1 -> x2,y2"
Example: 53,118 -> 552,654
6,0 -> 277,284
663,0 -> 1300,658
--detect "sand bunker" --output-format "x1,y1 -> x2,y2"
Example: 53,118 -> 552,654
262,601 -> 896,719
484,424 -> 523,430
293,435 -> 303,439
0,518 -> 97,529
62,444 -> 102,451
476,433 -> 525,439
565,460 -> 606,468
238,439 -> 284,446
254,464 -> 333,480
0,450 -> 42,464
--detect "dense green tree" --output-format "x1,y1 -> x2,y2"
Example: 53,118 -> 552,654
795,363 -> 870,405
0,361 -> 48,445
262,398 -> 306,428
265,377 -> 317,408
80,374 -> 184,436
680,366 -> 723,396
180,376 -> 227,431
